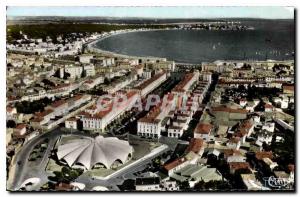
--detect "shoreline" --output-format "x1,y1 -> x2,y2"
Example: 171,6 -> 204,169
87,28 -> 171,62
87,29 -> 294,65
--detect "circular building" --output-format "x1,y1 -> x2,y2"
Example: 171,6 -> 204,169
56,136 -> 133,170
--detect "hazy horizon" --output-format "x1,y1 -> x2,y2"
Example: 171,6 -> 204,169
7,7 -> 294,19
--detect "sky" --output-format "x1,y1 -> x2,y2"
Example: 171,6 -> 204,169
7,6 -> 294,19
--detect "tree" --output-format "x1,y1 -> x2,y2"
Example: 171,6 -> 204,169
104,77 -> 110,85
48,166 -> 83,184
81,70 -> 86,78
7,120 -> 16,128
179,181 -> 190,191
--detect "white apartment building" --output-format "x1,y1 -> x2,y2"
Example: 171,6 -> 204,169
172,71 -> 200,96
103,78 -> 135,95
201,71 -> 212,84
32,95 -> 91,127
168,126 -> 184,138
135,177 -> 161,191
48,83 -> 79,97
134,72 -> 167,97
142,70 -> 152,79
91,57 -> 115,66
79,55 -> 94,64
137,94 -> 176,138
65,118 -> 77,130
81,91 -> 138,131
64,65 -> 83,79
194,123 -> 214,142
81,76 -> 104,90
83,64 -> 95,76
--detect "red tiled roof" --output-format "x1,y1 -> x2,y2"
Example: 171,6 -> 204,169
255,151 -> 273,160
172,73 -> 195,92
186,138 -> 204,154
164,157 -> 187,171
211,106 -> 248,114
6,106 -> 14,113
264,104 -> 273,109
229,162 -> 250,170
135,64 -> 143,69
51,100 -> 67,108
283,85 -> 294,91
35,109 -> 54,117
288,164 -> 295,172
52,83 -> 70,90
135,72 -> 165,90
194,123 -> 213,134
223,149 -> 241,158
83,91 -> 137,119
31,117 -> 44,123
229,137 -> 240,144
15,124 -> 26,130
66,117 -> 77,122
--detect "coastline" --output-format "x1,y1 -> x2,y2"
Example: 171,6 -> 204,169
87,28 -> 294,65
87,28 -> 171,62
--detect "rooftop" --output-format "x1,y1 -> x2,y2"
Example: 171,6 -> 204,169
194,123 -> 213,134
211,106 -> 248,114
229,162 -> 250,170
255,151 -> 273,160
185,138 -> 204,154
164,157 -> 187,171
172,73 -> 196,93
15,123 -> 26,130
134,72 -> 165,90
135,177 -> 160,185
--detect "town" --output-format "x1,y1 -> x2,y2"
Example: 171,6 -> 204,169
6,26 -> 295,192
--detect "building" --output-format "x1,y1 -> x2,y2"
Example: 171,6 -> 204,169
137,94 -> 175,138
164,157 -> 190,176
185,138 -> 206,157
7,106 -> 17,119
64,65 -> 83,79
170,164 -> 223,188
65,118 -> 77,130
240,174 -> 270,191
81,91 -> 138,131
172,71 -> 200,96
13,123 -> 27,136
255,151 -> 273,161
83,64 -> 95,77
161,180 -> 179,191
56,136 -> 133,170
194,123 -> 214,141
282,84 -> 294,95
90,57 -> 115,66
228,162 -> 250,174
79,54 -> 95,64
264,104 -> 274,112
31,94 -> 91,128
168,126 -> 184,138
142,70 -> 152,79
201,71 -> 212,84
134,72 -> 167,97
135,64 -> 144,77
135,177 -> 161,191
227,137 -> 241,150
262,158 -> 278,171
210,105 -> 248,123
81,76 -> 104,90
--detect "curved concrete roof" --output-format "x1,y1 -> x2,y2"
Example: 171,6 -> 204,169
57,136 -> 133,170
